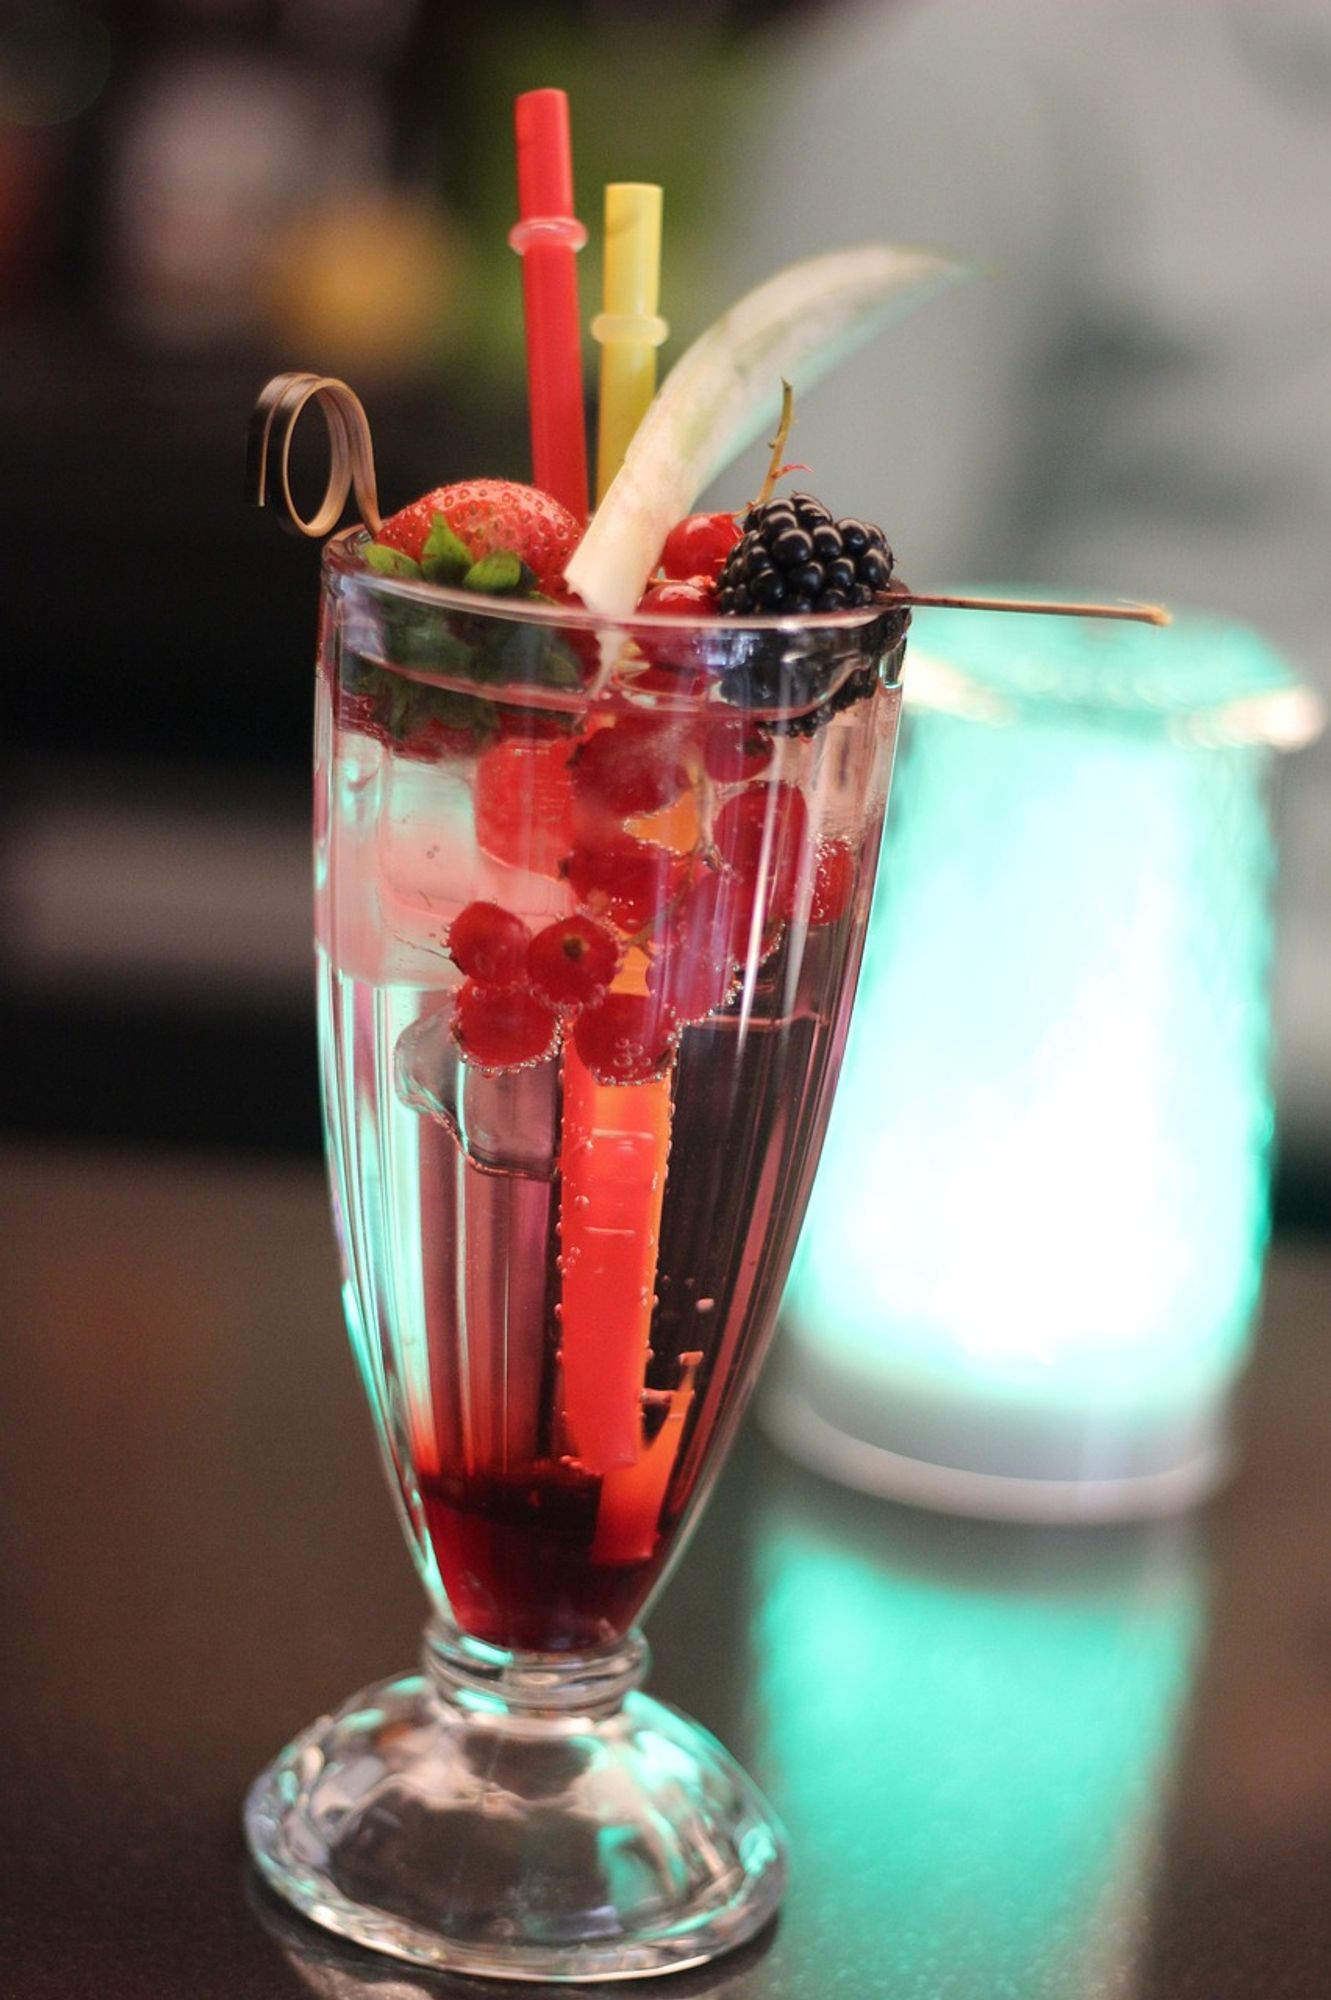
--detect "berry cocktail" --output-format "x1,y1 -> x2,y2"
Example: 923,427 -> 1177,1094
241,284 -> 1158,1985
318,537 -> 905,1662
246,476 -> 906,1976
241,126 -> 958,1970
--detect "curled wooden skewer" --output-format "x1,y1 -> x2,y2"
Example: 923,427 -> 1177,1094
244,372 -> 1168,630
246,373 -> 382,538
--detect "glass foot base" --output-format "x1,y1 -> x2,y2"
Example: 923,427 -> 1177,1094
244,1629 -> 787,1984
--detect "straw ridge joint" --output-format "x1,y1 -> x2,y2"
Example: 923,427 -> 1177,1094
508,216 -> 589,255
591,311 -> 669,347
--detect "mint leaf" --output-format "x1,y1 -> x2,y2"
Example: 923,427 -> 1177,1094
463,552 -> 523,595
420,514 -> 473,585
365,543 -> 423,580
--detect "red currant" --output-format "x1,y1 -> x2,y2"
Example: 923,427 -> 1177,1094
452,980 -> 560,1070
668,866 -> 760,964
632,661 -> 710,697
637,575 -> 719,616
447,901 -> 531,983
660,512 -> 742,581
809,840 -> 856,926
574,991 -> 678,1084
711,783 -> 809,922
632,577 -> 720,680
645,941 -> 737,1024
474,736 -> 575,876
572,716 -> 689,818
563,833 -> 687,934
527,914 -> 620,1006
702,715 -> 774,784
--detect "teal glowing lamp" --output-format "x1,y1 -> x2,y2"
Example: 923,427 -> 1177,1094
771,600 -> 1322,1519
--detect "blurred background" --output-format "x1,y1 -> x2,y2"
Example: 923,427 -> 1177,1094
2,0 -> 1328,1225
0,0 -> 754,1154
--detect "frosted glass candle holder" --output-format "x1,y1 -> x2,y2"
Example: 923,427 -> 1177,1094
769,599 -> 1321,1521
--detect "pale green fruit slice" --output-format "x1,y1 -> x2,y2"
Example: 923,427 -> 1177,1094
564,242 -> 967,618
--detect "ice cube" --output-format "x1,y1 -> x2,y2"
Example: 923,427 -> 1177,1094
378,755 -> 572,933
395,1003 -> 561,1181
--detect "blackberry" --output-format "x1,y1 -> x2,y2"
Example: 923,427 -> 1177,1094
715,493 -> 894,617
719,655 -> 875,736
715,597 -> 910,735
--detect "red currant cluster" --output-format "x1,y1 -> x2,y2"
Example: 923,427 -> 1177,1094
636,510 -> 740,624
449,901 -> 623,1073
449,703 -> 857,1085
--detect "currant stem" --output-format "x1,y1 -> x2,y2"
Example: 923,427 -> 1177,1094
623,851 -> 706,953
751,381 -> 796,512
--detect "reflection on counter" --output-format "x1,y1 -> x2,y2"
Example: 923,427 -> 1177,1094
248,1860 -> 779,2000
753,1470 -> 1206,2000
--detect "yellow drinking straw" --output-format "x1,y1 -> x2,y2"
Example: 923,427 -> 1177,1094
591,183 -> 667,501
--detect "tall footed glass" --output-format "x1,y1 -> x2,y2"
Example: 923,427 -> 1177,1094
245,535 -> 907,1981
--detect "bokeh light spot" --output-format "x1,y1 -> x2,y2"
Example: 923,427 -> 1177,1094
0,7 -> 111,129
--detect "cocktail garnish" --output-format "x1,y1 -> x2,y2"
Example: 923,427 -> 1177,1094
748,379 -> 800,513
883,590 -> 1170,624
374,479 -> 582,595
718,487 -> 893,616
565,243 -> 966,616
246,371 -> 381,537
511,88 -> 589,521
452,981 -> 561,1071
245,130 -> 1170,1592
446,901 -> 532,986
528,916 -> 621,1006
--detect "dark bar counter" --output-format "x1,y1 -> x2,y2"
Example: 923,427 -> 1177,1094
1,1143 -> 1329,1998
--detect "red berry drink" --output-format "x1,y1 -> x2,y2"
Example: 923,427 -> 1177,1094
247,234 -> 973,1978
316,533 -> 906,1653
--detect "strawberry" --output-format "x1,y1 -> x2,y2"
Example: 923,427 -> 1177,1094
474,736 -> 577,877
376,479 -> 582,595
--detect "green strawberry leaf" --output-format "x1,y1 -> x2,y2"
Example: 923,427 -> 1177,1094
367,658 -> 498,751
384,670 -> 417,740
379,601 -> 476,674
365,543 -> 423,580
489,618 -> 588,692
422,687 -> 501,745
544,644 -> 584,687
463,552 -> 523,595
420,514 -> 473,585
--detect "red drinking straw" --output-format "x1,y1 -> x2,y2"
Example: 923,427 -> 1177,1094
510,89 -> 589,523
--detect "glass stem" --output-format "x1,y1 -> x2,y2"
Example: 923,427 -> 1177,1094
423,1617 -> 650,1725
